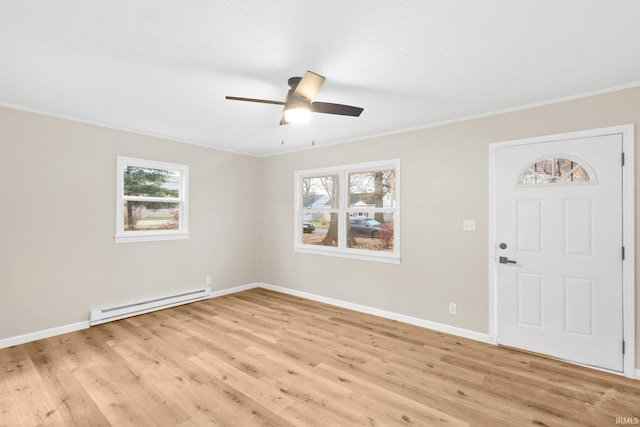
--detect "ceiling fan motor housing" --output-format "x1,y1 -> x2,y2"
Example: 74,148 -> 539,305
287,76 -> 302,88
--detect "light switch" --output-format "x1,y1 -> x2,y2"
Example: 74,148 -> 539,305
462,219 -> 476,232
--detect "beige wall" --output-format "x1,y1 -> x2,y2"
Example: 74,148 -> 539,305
259,86 -> 640,365
0,107 -> 260,339
1,86 -> 639,368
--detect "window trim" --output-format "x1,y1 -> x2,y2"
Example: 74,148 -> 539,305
115,156 -> 190,244
294,159 -> 400,264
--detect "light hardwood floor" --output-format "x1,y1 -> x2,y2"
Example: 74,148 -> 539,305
1,288 -> 639,426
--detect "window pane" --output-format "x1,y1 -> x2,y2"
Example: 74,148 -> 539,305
349,170 -> 396,208
519,157 -> 591,185
347,213 -> 394,252
301,213 -> 338,247
301,175 -> 339,209
124,166 -> 180,198
123,201 -> 180,231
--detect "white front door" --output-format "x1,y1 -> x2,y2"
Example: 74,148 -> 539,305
495,134 -> 624,372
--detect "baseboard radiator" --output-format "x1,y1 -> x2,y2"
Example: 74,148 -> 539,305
89,287 -> 212,326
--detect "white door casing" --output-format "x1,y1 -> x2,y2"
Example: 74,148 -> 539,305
489,125 -> 635,378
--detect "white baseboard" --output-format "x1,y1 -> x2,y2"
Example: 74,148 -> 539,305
258,282 -> 493,344
209,282 -> 260,298
0,321 -> 89,350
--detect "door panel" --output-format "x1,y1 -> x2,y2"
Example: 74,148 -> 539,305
517,200 -> 542,252
517,273 -> 543,327
563,198 -> 593,255
563,276 -> 593,336
496,135 -> 623,372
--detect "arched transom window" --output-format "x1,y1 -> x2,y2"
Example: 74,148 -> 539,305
518,155 -> 595,185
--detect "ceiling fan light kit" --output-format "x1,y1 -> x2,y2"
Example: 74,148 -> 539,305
226,70 -> 363,126
283,105 -> 312,124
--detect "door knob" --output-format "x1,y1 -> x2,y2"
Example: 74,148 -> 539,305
499,256 -> 517,264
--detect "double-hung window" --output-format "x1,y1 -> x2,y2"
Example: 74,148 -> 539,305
294,159 -> 400,263
115,156 -> 189,243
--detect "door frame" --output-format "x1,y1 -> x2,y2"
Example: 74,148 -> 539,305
488,124 -> 636,378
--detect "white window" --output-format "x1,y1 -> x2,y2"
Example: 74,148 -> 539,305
115,156 -> 189,243
295,159 -> 400,264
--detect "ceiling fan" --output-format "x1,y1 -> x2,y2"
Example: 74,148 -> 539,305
225,70 -> 364,125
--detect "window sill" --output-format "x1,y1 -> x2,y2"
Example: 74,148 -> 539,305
294,245 -> 400,264
115,232 -> 190,244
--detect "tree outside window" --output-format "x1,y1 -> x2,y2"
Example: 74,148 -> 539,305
123,166 -> 180,231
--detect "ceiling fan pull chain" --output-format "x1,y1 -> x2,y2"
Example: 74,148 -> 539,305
311,115 -> 315,146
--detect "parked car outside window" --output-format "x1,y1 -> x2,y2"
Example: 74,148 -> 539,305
348,218 -> 388,238
303,221 -> 315,233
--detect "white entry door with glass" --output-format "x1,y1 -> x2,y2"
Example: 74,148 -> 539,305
495,134 -> 624,372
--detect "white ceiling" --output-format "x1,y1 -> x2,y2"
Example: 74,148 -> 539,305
1,1 -> 639,157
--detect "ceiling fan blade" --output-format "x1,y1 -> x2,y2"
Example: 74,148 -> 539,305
311,102 -> 363,117
292,71 -> 326,102
225,96 -> 285,106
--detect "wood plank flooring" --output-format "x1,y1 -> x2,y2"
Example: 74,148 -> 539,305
1,288 -> 639,426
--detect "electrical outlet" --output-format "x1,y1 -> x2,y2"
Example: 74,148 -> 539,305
448,303 -> 457,315
205,275 -> 212,285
